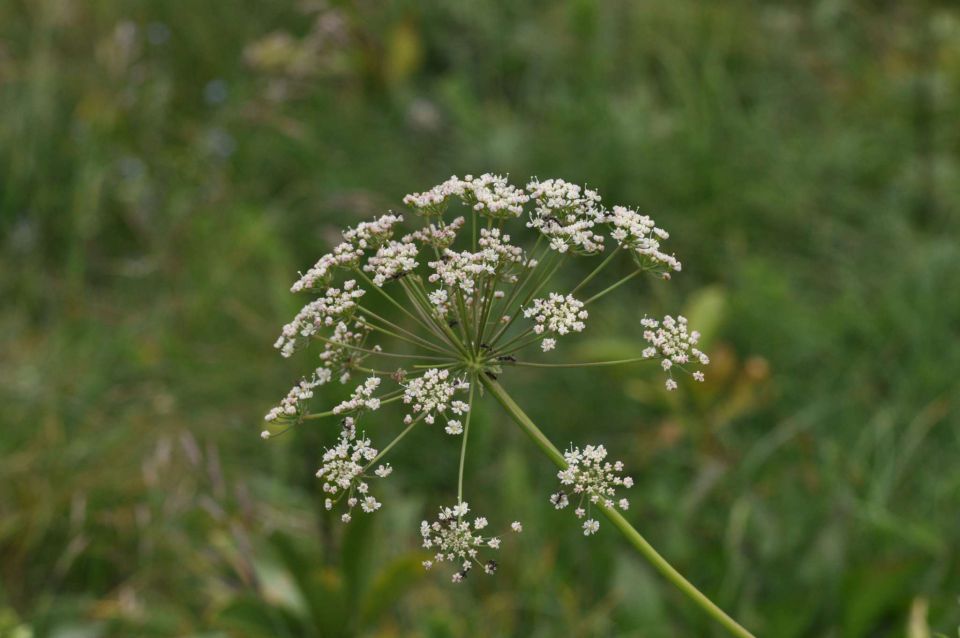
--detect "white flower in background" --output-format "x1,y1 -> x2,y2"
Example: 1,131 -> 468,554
551,444 -> 632,535
641,315 -> 709,390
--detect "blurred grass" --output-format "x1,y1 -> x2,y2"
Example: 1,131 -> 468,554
1,0 -> 959,636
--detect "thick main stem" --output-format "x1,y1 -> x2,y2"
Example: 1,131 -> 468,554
479,376 -> 756,638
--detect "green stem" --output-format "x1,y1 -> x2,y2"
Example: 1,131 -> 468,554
312,334 -> 449,361
479,376 -> 756,638
365,413 -> 424,469
358,318 -> 450,355
456,378 -> 477,506
398,278 -> 468,357
354,269 -> 443,340
584,270 -> 641,305
509,356 -> 651,368
571,245 -> 621,295
302,392 -> 404,421
358,305 -> 453,354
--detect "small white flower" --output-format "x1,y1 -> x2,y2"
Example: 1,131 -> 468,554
641,315 -> 709,389
526,178 -> 605,255
403,216 -> 465,249
583,519 -> 600,536
333,376 -> 383,415
363,240 -> 419,286
524,293 -> 588,351
445,420 -> 463,435
315,430 -> 390,521
404,174 -> 528,219
420,502 -> 504,581
374,464 -> 393,478
275,282 -> 366,357
511,521 -> 523,533
554,444 -> 632,534
361,496 -> 382,513
260,430 -> 270,440
290,214 -> 404,293
403,368 -> 470,425
427,229 -> 525,300
605,205 -> 681,273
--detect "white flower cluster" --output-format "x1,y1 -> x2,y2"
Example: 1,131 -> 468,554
274,281 -> 366,357
607,206 -> 681,273
477,228 -> 525,273
420,502 -> 516,582
265,320 -> 376,425
641,315 -> 709,390
402,368 -> 470,431
428,250 -> 494,297
315,429 -> 390,523
402,216 -> 465,249
552,444 -> 633,536
333,376 -> 382,415
363,240 -> 419,286
426,227 -> 526,303
460,173 -> 529,218
403,174 -> 528,218
523,293 -> 588,351
291,214 -> 403,292
526,178 -> 605,254
317,320 -> 374,385
263,370 -> 325,423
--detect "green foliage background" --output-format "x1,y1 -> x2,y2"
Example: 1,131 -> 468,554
2,1 -> 959,636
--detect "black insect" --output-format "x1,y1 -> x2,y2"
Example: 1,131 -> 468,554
484,371 -> 498,380
496,355 -> 516,363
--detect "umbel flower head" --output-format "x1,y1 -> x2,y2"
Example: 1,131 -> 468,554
261,174 -> 710,584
